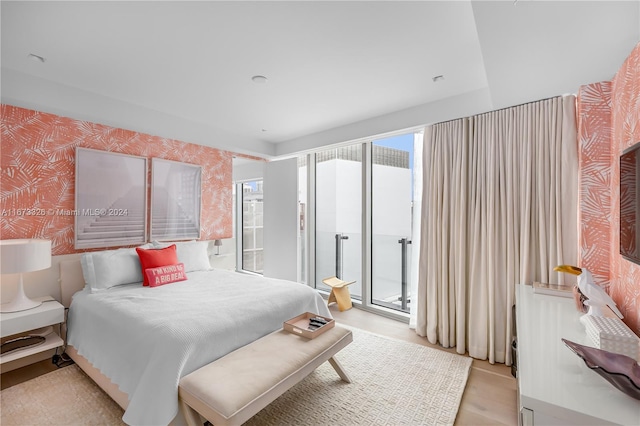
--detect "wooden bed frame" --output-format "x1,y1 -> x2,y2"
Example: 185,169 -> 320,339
59,259 -> 190,425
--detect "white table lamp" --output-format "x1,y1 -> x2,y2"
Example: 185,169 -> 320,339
0,239 -> 51,313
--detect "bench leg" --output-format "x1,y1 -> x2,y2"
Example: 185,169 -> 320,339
180,398 -> 203,426
328,356 -> 351,383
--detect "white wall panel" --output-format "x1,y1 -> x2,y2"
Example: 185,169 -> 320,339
263,158 -> 298,281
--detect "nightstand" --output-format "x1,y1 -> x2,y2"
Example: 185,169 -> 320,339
0,296 -> 64,367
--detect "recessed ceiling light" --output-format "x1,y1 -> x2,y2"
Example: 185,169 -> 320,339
432,75 -> 444,83
261,129 -> 268,132
27,53 -> 46,63
251,75 -> 268,84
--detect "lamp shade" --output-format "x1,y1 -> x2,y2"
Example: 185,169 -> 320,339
0,239 -> 51,274
213,239 -> 223,247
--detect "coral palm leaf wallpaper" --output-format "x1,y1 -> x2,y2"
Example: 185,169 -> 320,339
577,81 -> 613,286
611,43 -> 640,334
1,105 -> 235,255
578,43 -> 640,334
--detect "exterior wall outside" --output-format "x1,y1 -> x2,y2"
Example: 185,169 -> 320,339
1,104 -> 236,255
372,163 -> 412,304
577,43 -> 640,334
372,164 -> 411,236
315,157 -> 412,302
316,159 -> 355,292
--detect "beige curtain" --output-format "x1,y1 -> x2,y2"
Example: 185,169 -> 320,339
415,96 -> 578,364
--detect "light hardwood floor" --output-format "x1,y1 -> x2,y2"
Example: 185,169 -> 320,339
1,305 -> 518,425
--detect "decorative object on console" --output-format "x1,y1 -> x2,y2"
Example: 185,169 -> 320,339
213,239 -> 222,255
580,315 -> 640,361
562,338 -> 640,400
532,281 -> 574,298
0,239 -> 51,313
573,285 -> 589,314
553,265 -> 624,318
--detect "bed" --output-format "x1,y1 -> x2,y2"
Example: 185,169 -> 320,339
60,242 -> 331,426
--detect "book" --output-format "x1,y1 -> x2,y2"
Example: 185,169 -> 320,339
533,281 -> 574,298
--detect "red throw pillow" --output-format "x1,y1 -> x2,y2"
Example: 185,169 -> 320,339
145,263 -> 187,287
136,245 -> 179,286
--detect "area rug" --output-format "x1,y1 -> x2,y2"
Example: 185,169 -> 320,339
1,327 -> 472,425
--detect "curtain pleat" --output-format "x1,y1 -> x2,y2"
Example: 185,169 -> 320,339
416,95 -> 579,364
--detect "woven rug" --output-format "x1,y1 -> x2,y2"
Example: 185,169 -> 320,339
1,327 -> 472,425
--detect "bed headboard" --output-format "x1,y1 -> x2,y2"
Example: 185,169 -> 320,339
60,258 -> 85,308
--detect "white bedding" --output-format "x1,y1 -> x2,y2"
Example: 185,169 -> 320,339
67,269 -> 331,426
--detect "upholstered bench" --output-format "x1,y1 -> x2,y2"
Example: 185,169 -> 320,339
178,326 -> 353,426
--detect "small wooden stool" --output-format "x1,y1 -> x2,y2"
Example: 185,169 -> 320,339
323,276 -> 355,311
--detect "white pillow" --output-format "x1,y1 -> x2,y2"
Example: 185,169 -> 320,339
153,240 -> 212,272
81,245 -> 152,293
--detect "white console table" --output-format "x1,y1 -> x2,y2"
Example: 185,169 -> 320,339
515,284 -> 640,425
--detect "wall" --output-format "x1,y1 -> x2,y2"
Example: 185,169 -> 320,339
610,43 -> 640,334
1,104 -> 235,255
232,160 -> 265,182
263,158 -> 298,281
578,43 -> 640,335
577,82 -> 613,286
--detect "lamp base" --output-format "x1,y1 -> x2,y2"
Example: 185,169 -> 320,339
0,275 -> 43,313
0,298 -> 42,313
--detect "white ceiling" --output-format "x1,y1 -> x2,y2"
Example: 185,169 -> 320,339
2,1 -> 638,158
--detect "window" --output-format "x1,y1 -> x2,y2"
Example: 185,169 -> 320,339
241,180 -> 263,273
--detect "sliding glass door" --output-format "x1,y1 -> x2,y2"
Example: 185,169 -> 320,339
314,145 -> 362,299
302,132 -> 420,318
371,135 -> 414,313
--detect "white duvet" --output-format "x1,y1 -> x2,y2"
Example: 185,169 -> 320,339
67,269 -> 331,426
